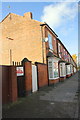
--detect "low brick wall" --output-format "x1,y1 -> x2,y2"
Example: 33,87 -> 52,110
60,76 -> 66,82
49,78 -> 59,85
24,61 -> 32,95
2,66 -> 17,104
35,63 -> 48,89
66,74 -> 72,78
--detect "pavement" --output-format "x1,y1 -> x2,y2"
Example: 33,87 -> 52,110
2,72 -> 79,119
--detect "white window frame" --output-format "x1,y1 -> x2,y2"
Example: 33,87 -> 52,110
60,63 -> 66,77
48,60 -> 54,79
74,67 -> 76,73
58,43 -> 61,58
48,58 -> 59,80
66,65 -> 71,75
70,64 -> 73,73
48,33 -> 53,50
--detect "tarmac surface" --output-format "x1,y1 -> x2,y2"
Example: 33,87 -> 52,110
2,72 -> 79,119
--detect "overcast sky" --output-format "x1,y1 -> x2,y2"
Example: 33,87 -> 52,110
1,1 -> 79,56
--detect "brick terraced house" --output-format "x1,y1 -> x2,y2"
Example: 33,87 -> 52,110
0,12 -> 77,85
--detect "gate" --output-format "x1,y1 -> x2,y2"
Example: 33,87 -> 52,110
32,65 -> 38,92
16,66 -> 26,97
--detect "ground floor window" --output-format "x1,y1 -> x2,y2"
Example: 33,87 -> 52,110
60,63 -> 63,76
70,65 -> 73,73
48,58 -> 59,79
48,61 -> 53,79
74,67 -> 76,73
60,63 -> 66,76
66,65 -> 71,75
53,62 -> 59,78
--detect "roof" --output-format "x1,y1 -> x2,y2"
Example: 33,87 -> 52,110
0,12 -> 44,25
57,38 -> 77,67
40,23 -> 58,37
0,13 -> 23,23
47,51 -> 59,59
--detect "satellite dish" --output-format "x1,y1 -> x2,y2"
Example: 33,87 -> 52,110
45,37 -> 48,42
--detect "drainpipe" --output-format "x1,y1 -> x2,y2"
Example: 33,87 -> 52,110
40,24 -> 49,86
40,25 -> 44,63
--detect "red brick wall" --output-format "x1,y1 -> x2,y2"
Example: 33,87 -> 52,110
36,63 -> 48,88
9,66 -> 17,102
44,27 -> 58,56
66,74 -> 72,78
2,66 -> 17,104
2,66 -> 10,104
49,78 -> 59,84
24,61 -> 32,94
60,76 -> 66,81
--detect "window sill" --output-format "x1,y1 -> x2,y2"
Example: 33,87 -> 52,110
49,77 -> 59,80
60,75 -> 66,77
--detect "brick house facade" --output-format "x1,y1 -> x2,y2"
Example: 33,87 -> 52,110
0,12 -> 77,84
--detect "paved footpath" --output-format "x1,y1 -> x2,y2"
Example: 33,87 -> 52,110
2,72 -> 79,118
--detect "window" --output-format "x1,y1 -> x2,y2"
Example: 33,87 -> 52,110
53,62 -> 59,78
48,33 -> 53,50
58,43 -> 61,58
66,65 -> 71,75
60,63 -> 63,76
70,65 -> 73,73
64,49 -> 66,57
48,61 -> 53,78
48,59 -> 59,79
60,63 -> 66,76
74,67 -> 76,73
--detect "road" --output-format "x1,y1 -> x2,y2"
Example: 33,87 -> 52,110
2,72 -> 79,118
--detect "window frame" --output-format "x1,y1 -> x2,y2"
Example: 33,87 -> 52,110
66,65 -> 71,75
58,43 -> 61,58
48,33 -> 53,50
60,63 -> 66,77
48,58 -> 59,80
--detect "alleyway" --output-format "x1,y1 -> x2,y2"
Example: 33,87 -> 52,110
2,72 -> 79,118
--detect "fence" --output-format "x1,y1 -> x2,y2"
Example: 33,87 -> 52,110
2,66 -> 17,104
2,60 -> 49,104
35,62 -> 48,89
2,59 -> 77,104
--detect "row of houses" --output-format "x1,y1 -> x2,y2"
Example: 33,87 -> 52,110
0,12 -> 77,104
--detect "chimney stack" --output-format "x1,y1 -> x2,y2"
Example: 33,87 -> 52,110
24,12 -> 33,19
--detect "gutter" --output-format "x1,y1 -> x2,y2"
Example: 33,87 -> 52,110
40,23 -> 58,37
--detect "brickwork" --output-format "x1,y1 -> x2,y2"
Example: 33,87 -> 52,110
24,61 -> 32,94
59,77 -> 66,82
36,63 -> 48,88
2,66 -> 17,104
9,66 -> 17,102
66,74 -> 72,78
0,12 -> 44,65
49,78 -> 59,85
44,26 -> 58,57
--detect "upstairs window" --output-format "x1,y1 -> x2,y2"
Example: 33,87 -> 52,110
48,33 -> 53,50
58,43 -> 61,58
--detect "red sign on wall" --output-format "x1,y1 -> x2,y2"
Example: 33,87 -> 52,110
16,67 -> 24,76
